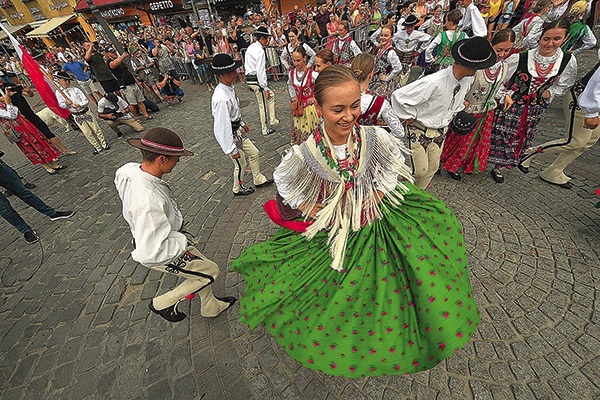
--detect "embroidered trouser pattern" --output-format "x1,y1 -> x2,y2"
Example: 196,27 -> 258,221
150,246 -> 224,317
408,126 -> 446,189
230,138 -> 268,193
74,111 -> 106,151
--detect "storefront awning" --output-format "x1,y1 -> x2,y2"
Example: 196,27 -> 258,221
26,15 -> 76,37
0,24 -> 29,40
74,0 -> 131,12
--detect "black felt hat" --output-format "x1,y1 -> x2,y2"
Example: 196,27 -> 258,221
253,26 -> 271,37
451,37 -> 497,70
210,53 -> 242,75
402,14 -> 419,26
53,70 -> 72,80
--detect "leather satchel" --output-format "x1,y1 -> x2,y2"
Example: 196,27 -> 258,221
290,98 -> 303,117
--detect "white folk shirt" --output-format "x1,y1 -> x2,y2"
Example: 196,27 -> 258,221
97,96 -> 134,120
244,40 -> 269,89
391,67 -> 473,129
114,162 -> 186,267
458,2 -> 487,37
55,86 -> 89,112
212,82 -> 243,156
578,49 -> 600,118
393,29 -> 431,53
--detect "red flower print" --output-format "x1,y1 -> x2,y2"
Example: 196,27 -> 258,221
318,325 -> 324,330
518,72 -> 529,82
271,323 -> 277,329
439,342 -> 445,350
351,330 -> 358,335
330,363 -> 337,369
456,332 -> 463,338
313,341 -> 320,346
408,341 -> 414,347
389,347 -> 396,353
370,349 -> 376,354
511,84 -> 519,91
330,344 -> 336,350
369,330 -> 375,336
352,347 -> 358,352
394,365 -> 401,371
429,297 -> 436,303
412,361 -> 419,367
443,311 -> 450,318
349,366 -> 356,372
308,358 -> 314,364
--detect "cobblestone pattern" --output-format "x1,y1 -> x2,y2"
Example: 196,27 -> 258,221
0,47 -> 598,400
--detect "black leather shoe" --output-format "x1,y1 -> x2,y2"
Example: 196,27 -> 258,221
263,127 -> 276,136
255,178 -> 274,188
234,187 -> 255,196
517,164 -> 529,174
92,149 -> 100,155
491,168 -> 504,183
215,296 -> 237,313
540,176 -> 573,190
149,301 -> 187,322
447,170 -> 462,181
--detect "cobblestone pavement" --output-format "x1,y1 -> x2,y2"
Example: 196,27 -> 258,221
0,47 -> 599,399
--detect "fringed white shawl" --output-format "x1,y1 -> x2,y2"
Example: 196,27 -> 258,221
276,124 -> 414,271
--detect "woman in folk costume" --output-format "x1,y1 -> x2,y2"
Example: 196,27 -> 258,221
353,53 -> 405,139
288,46 -> 319,145
0,88 -> 64,174
232,65 -> 480,377
332,21 -> 362,67
511,0 -> 551,54
424,9 -> 468,70
561,1 -> 597,56
280,28 -> 317,72
368,25 -> 402,99
416,5 -> 444,69
441,29 -> 515,181
488,19 -> 577,183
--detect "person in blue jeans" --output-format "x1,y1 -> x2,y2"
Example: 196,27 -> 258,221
157,73 -> 184,104
0,157 -> 75,244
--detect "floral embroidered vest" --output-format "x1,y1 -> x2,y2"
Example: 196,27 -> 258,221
373,46 -> 394,76
506,51 -> 571,106
357,95 -> 385,125
290,69 -> 315,108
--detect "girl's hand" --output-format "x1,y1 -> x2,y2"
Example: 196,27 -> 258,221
503,94 -> 514,111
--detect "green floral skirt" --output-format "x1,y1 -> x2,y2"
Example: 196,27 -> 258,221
232,184 -> 479,377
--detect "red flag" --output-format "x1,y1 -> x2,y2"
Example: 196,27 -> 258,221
1,24 -> 70,119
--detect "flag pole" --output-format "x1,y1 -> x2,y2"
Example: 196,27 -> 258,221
38,66 -> 68,99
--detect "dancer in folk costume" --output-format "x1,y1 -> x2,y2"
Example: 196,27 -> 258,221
232,65 -> 480,377
511,0 -> 551,54
519,48 -> 600,190
288,46 -> 319,145
280,27 -> 317,72
489,20 -> 577,183
392,37 -> 497,189
332,21 -> 362,67
416,5 -> 444,69
441,30 -> 515,180
425,10 -> 468,70
368,25 -> 402,99
393,15 -> 431,86
0,88 -> 64,174
353,53 -> 405,139
560,1 -> 596,56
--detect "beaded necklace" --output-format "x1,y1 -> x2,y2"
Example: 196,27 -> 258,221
313,123 -> 362,190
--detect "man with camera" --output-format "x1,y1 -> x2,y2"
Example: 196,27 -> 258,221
97,93 -> 144,138
157,73 -> 184,104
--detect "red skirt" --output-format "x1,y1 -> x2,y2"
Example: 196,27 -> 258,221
441,110 -> 495,174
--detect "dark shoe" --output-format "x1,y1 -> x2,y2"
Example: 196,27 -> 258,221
23,181 -> 36,189
24,230 -> 39,244
263,127 -> 276,136
103,145 -> 110,150
50,210 -> 75,221
447,170 -> 462,181
214,296 -> 237,314
92,149 -> 100,155
540,176 -> 573,190
233,186 -> 255,196
116,132 -> 124,139
46,169 -> 58,175
149,301 -> 186,322
491,168 -> 504,183
51,164 -> 67,170
517,164 -> 529,174
255,178 -> 274,188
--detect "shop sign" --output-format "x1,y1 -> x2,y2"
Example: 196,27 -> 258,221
49,1 -> 69,10
149,0 -> 175,11
100,7 -> 126,19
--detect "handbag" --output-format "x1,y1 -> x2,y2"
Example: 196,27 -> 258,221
450,111 -> 478,135
291,98 -> 303,117
5,126 -> 21,143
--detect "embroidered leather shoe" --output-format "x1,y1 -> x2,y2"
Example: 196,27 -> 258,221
517,163 -> 529,174
234,187 -> 255,196
149,301 -> 187,322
